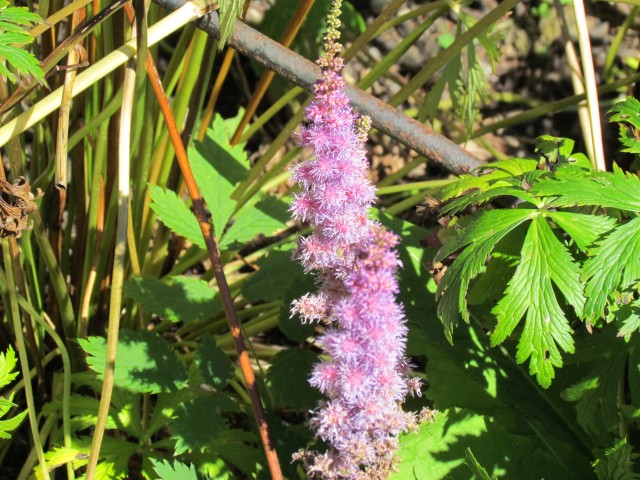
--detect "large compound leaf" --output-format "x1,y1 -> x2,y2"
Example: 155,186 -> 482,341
582,217 -> 640,323
124,276 -> 221,324
392,408 -> 582,480
491,215 -> 584,388
79,330 -> 188,394
435,208 -> 534,342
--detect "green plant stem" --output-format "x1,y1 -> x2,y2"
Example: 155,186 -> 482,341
85,56 -> 135,480
1,239 -> 49,479
470,73 -> 640,140
384,191 -> 434,216
389,0 -> 520,107
604,6 -> 640,81
16,414 -> 58,480
0,286 -> 74,479
377,178 -> 454,196
572,0 -> 606,171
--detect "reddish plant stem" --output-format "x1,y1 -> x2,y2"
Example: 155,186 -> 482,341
124,5 -> 283,479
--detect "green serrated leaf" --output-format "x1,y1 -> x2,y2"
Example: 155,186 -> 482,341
241,244 -> 316,342
0,0 -> 43,83
124,276 -> 221,324
594,439 -> 640,480
190,114 -> 248,235
610,97 -> 640,154
39,436 -> 138,480
79,330 -> 188,394
220,196 -> 288,249
150,458 -> 200,480
171,395 -> 236,454
195,336 -> 234,389
618,297 -> 640,340
563,348 -> 627,436
216,0 -> 243,49
583,217 -> 640,322
546,211 -> 616,252
532,165 -> 640,211
0,408 -> 27,439
0,345 -> 18,388
464,447 -> 494,480
392,408 -> 579,480
491,215 -> 583,387
148,184 -> 204,248
435,209 -> 534,341
266,348 -> 322,410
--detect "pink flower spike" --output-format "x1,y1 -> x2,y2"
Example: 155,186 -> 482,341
289,0 -> 421,477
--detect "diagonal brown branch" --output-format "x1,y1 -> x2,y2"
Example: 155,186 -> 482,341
152,0 -> 482,174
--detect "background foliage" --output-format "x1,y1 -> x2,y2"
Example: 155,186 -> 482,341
0,0 -> 639,478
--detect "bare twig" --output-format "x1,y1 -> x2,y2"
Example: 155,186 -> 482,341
153,0 -> 482,174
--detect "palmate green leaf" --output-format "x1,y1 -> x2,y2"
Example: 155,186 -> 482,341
491,215 -> 584,388
435,209 -> 534,342
594,439 -> 640,480
618,297 -> 640,339
532,164 -> 640,212
148,184 -> 204,248
79,330 -> 188,394
190,114 -> 248,236
583,217 -> 640,323
150,459 -> 200,480
124,276 -> 221,324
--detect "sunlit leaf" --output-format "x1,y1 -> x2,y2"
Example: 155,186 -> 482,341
79,330 -> 188,394
124,276 -> 221,324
